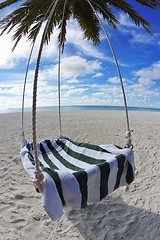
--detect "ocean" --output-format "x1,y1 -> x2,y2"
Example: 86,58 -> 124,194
1,105 -> 160,113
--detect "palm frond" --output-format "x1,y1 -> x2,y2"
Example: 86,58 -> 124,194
0,0 -> 21,10
108,0 -> 151,33
90,0 -> 118,29
136,0 -> 160,8
27,20 -> 43,42
72,0 -> 100,45
0,0 -> 160,50
57,0 -> 71,51
0,7 -> 27,35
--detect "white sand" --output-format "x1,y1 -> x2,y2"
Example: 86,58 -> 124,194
0,110 -> 160,240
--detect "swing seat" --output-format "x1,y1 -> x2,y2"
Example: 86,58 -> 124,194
20,135 -> 136,221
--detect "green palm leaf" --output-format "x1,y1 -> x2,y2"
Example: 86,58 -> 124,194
0,0 -> 160,48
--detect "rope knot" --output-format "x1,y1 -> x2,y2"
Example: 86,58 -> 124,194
125,129 -> 133,149
32,170 -> 44,193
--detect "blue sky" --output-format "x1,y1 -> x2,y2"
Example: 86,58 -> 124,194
0,2 -> 160,112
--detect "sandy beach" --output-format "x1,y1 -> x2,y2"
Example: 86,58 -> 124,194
0,110 -> 160,240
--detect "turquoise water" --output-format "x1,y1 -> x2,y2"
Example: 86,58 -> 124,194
1,105 -> 160,113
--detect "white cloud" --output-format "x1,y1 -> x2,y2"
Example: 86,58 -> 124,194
0,33 -> 20,68
0,52 -> 104,111
92,92 -> 105,97
135,61 -> 160,80
1,12 -> 160,111
35,55 -> 102,82
59,55 -> 102,79
92,72 -> 104,78
62,88 -> 88,98
0,19 -> 107,71
138,78 -> 155,88
66,20 -> 105,59
130,31 -> 154,44
118,14 -> 136,28
61,84 -> 74,91
67,79 -> 81,84
107,76 -> 128,86
0,29 -> 58,69
108,76 -> 120,84
117,13 -> 158,47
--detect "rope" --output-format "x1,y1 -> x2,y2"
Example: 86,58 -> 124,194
31,0 -> 60,193
32,46 -> 44,192
21,42 -> 35,142
125,130 -> 133,149
58,46 -> 62,135
57,0 -> 68,136
21,0 -> 56,142
86,0 -> 133,148
32,170 -> 44,193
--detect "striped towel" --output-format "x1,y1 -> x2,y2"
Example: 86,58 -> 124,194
20,135 -> 136,221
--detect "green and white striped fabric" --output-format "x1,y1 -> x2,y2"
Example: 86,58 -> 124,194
20,135 -> 136,221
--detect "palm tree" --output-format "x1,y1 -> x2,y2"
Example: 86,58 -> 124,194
0,0 -> 160,50
0,0 -> 159,188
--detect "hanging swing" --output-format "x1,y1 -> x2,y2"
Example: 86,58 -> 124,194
20,3 -> 136,221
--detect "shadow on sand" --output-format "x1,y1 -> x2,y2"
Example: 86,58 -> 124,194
65,195 -> 160,240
